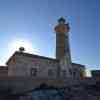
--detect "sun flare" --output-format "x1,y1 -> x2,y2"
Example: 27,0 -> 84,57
8,39 -> 33,54
85,69 -> 92,77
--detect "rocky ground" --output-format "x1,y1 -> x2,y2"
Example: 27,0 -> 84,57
16,83 -> 100,100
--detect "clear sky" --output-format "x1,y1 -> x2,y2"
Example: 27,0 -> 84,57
0,0 -> 100,70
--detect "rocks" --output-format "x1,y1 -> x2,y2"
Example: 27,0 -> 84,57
17,84 -> 100,100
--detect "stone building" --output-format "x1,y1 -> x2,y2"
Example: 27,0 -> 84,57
91,70 -> 100,78
7,51 -> 59,78
5,17 -> 85,80
0,66 -> 8,76
72,63 -> 85,80
0,18 -> 100,100
6,51 -> 85,80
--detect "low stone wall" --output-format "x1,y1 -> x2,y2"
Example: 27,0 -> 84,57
0,76 -> 67,94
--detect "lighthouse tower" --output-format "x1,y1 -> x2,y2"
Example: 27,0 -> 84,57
54,17 -> 73,78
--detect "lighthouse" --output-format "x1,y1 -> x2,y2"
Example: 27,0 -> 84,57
54,17 -> 73,78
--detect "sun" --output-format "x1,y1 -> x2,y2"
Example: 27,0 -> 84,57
85,69 -> 92,77
8,39 -> 33,54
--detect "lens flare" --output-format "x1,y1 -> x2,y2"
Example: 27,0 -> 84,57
8,39 -> 33,55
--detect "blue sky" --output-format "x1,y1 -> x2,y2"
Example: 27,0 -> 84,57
0,0 -> 100,70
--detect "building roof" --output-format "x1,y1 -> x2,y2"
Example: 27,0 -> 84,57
91,70 -> 100,72
6,51 -> 85,68
6,51 -> 58,65
72,63 -> 85,68
91,70 -> 100,78
58,17 -> 66,23
91,70 -> 100,74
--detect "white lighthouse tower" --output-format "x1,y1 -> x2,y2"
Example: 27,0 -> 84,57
54,17 -> 73,78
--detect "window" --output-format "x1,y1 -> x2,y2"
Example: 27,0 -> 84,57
48,69 -> 54,77
69,69 -> 72,75
65,46 -> 70,53
47,60 -> 54,67
62,70 -> 66,78
73,71 -> 76,78
30,68 -> 37,77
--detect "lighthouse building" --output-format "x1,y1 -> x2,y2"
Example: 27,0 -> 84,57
4,18 -> 85,80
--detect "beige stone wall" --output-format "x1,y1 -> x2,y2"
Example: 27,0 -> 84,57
72,63 -> 85,80
0,66 -> 8,76
0,77 -> 69,94
8,53 -> 59,79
